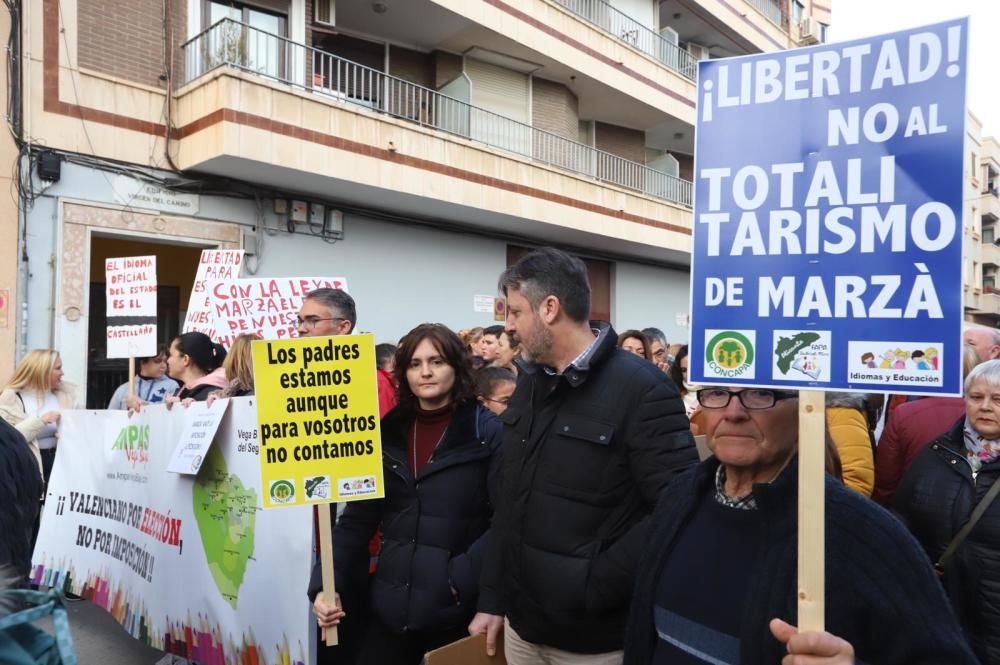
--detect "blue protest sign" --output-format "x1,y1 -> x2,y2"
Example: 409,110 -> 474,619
688,19 -> 968,396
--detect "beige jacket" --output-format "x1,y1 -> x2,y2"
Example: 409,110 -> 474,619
0,383 -> 81,478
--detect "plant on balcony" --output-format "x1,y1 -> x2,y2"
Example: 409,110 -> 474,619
204,21 -> 249,71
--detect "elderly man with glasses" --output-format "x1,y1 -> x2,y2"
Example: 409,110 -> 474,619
623,386 -> 978,665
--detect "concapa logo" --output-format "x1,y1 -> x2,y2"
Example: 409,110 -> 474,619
110,424 -> 150,466
705,330 -> 755,378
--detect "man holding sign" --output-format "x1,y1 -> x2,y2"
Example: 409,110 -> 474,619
622,386 -> 976,664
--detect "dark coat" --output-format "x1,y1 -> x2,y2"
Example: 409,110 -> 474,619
479,324 -> 698,653
893,418 -> 1000,664
309,398 -> 502,634
625,456 -> 979,665
874,396 -> 966,505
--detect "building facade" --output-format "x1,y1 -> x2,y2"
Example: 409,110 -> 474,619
6,0 -> 835,403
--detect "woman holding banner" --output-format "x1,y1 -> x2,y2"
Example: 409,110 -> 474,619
164,332 -> 227,403
624,387 -> 977,665
0,350 -> 80,483
310,323 -> 503,665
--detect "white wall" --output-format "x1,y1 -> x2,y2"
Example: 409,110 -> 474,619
612,261 -> 691,345
250,217 -> 508,344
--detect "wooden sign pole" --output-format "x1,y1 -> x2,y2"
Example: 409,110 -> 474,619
128,357 -> 136,402
797,390 -> 825,631
317,502 -> 339,646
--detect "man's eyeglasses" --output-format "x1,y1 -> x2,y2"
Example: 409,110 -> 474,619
697,388 -> 796,410
296,316 -> 347,329
483,396 -> 511,406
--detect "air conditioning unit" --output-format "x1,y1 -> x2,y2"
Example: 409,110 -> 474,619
314,0 -> 335,26
686,42 -> 710,60
660,26 -> 679,47
799,17 -> 819,45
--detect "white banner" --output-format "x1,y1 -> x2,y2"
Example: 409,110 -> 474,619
32,399 -> 314,665
183,250 -> 245,339
211,277 -> 349,348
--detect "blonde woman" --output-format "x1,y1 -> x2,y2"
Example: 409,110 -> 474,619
0,350 -> 80,481
219,333 -> 257,398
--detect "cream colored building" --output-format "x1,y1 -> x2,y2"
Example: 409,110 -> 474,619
4,0 -> 831,404
962,114 -> 1000,326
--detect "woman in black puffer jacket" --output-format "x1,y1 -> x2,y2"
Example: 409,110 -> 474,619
309,323 -> 502,665
894,358 -> 1000,664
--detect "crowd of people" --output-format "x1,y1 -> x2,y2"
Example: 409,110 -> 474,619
2,246 -> 1000,664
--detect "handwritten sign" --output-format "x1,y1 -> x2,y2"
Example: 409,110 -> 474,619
211,277 -> 349,348
182,249 -> 244,338
106,255 -> 157,317
166,399 -> 230,475
251,335 -> 383,508
106,255 -> 157,358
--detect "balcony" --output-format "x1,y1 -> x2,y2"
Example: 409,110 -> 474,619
550,0 -> 696,80
182,19 -> 692,208
745,0 -> 786,27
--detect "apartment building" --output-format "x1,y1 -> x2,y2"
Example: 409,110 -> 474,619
965,125 -> 1000,326
4,0 -> 832,402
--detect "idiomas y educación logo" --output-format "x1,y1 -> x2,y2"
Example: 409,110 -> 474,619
705,330 -> 756,379
110,423 -> 151,466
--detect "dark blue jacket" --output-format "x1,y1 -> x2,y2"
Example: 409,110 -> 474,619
309,398 -> 502,634
625,456 -> 979,665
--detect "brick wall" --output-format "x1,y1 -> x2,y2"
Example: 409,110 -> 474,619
433,51 -> 463,89
78,0 -> 185,89
531,78 -> 578,141
389,46 -> 434,88
595,122 -> 645,163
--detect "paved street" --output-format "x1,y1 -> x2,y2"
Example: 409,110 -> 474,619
38,598 -> 167,665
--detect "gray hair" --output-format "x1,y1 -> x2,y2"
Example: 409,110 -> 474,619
965,358 -> 1000,392
304,288 -> 356,332
641,327 -> 667,348
966,324 -> 1000,346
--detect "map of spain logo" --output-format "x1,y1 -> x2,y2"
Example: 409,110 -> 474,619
704,330 -> 756,380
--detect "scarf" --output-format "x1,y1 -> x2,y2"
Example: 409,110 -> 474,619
963,417 -> 1000,473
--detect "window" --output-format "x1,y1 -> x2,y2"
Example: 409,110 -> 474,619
792,0 -> 805,25
985,226 -> 995,244
203,1 -> 288,79
817,22 -> 829,43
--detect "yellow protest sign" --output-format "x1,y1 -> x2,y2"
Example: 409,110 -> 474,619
252,334 -> 384,508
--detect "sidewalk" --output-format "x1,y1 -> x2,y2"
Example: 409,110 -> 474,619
38,598 -> 165,665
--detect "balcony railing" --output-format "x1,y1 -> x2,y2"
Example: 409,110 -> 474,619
549,0 -> 696,80
745,0 -> 786,27
181,19 -> 693,208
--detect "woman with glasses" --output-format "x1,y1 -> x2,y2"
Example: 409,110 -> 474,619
893,359 -> 1000,663
310,324 -> 502,665
624,386 -> 978,665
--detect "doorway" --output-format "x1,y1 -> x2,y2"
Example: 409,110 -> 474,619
86,236 -> 207,408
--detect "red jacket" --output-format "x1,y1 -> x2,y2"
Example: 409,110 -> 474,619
376,369 -> 397,418
873,396 -> 965,506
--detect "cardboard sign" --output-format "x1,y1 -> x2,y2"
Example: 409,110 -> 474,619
182,249 -> 244,339
688,19 -> 968,396
425,633 -> 506,665
211,277 -> 349,348
251,334 -> 383,508
166,399 -> 230,474
106,255 -> 157,358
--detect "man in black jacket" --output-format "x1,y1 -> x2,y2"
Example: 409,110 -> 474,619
469,248 -> 697,663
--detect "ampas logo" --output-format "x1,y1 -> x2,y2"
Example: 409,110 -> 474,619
110,424 -> 151,466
